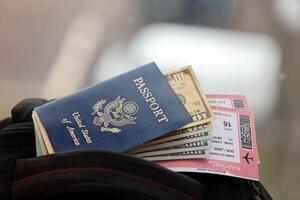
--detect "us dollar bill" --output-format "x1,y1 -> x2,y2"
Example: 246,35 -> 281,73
138,149 -> 209,161
130,131 -> 211,154
130,140 -> 210,157
143,122 -> 212,146
165,66 -> 215,129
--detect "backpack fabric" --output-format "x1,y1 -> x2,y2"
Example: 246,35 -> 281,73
0,98 -> 272,200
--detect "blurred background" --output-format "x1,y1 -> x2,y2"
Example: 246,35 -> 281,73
0,0 -> 299,198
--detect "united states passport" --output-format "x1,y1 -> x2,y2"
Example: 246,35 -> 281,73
32,62 -> 192,156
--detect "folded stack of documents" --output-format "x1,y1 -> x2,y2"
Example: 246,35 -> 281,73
33,63 -> 194,156
33,62 -> 259,180
157,94 -> 260,180
128,66 -> 215,160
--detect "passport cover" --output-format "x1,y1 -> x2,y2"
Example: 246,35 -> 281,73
34,62 -> 192,154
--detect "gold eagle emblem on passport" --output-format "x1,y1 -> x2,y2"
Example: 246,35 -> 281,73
92,96 -> 139,133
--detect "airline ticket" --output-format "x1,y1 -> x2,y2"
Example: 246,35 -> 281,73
157,106 -> 259,180
207,94 -> 248,110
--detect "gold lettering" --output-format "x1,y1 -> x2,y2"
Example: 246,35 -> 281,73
149,102 -> 159,110
66,125 -> 80,146
158,114 -> 168,123
133,77 -> 144,83
133,76 -> 169,123
133,77 -> 146,89
143,91 -> 152,99
140,87 -> 149,94
82,129 -> 92,144
153,108 -> 163,117
72,112 -> 86,128
136,82 -> 145,90
145,97 -> 156,103
72,112 -> 93,144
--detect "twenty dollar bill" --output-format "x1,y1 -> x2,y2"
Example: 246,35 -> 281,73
165,66 -> 215,129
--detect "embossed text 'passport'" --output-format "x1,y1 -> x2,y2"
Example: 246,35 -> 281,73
33,62 -> 192,156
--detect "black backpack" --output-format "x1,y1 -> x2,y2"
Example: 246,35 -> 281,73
0,98 -> 272,200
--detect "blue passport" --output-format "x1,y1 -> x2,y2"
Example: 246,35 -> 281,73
33,62 -> 192,154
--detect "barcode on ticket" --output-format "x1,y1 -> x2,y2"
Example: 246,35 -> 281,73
233,99 -> 245,109
239,114 -> 252,149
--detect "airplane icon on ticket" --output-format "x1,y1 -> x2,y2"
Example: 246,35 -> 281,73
243,152 -> 254,165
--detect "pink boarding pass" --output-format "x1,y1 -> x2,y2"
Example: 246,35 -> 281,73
156,106 -> 259,180
206,94 -> 248,110
206,94 -> 260,164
